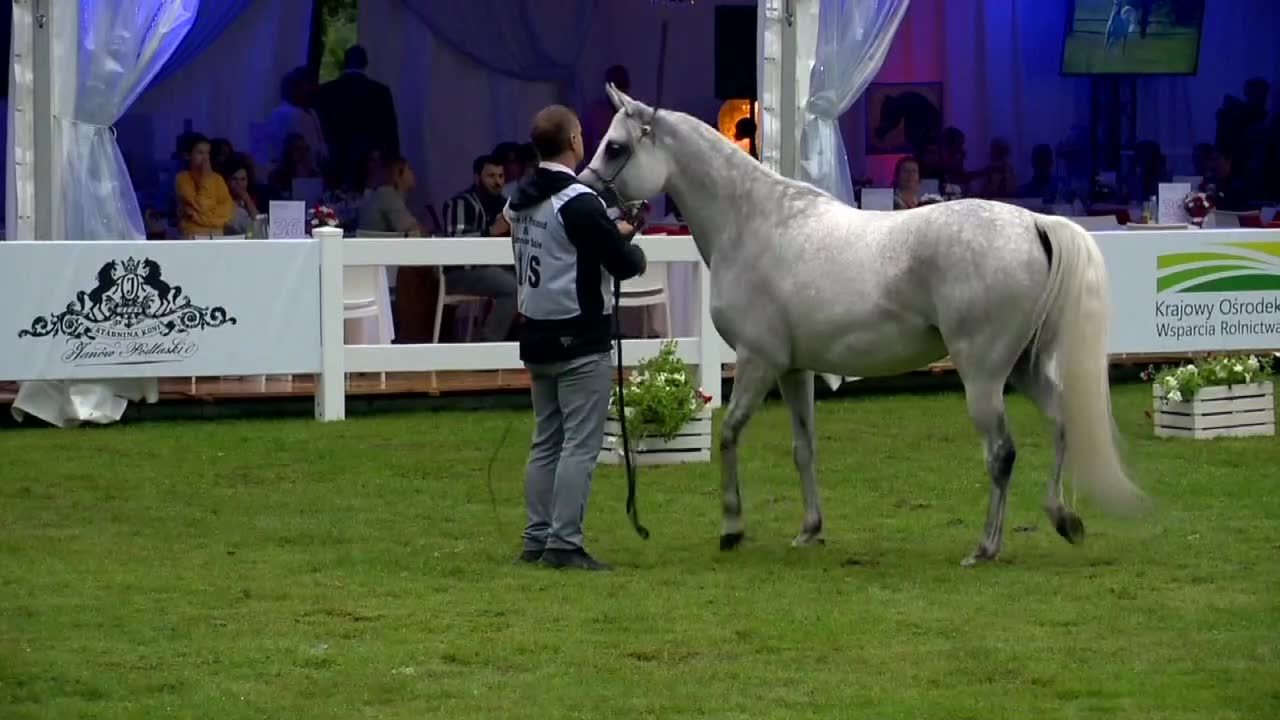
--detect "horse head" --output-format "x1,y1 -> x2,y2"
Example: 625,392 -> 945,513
579,83 -> 672,206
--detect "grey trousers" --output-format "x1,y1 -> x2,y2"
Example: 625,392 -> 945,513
443,266 -> 517,342
522,351 -> 613,552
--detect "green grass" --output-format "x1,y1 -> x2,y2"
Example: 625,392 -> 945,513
1062,33 -> 1201,75
2,383 -> 1278,719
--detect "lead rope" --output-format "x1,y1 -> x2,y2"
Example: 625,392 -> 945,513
615,237 -> 650,540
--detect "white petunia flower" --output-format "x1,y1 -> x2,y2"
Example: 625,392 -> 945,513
1168,389 -> 1183,403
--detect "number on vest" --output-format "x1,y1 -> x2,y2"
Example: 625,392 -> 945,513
517,251 -> 541,288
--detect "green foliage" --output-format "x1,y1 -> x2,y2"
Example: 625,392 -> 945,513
1146,353 -> 1275,403
318,0 -> 357,83
610,340 -> 710,441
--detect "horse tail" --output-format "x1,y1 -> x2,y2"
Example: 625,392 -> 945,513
1029,215 -> 1148,516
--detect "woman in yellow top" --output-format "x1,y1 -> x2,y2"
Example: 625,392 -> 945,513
175,133 -> 234,237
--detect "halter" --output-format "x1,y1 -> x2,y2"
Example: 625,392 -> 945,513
584,105 -> 660,225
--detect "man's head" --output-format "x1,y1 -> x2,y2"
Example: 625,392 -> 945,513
517,143 -> 539,177
530,105 -> 584,169
473,154 -> 505,196
388,156 -> 416,193
492,141 -> 524,182
604,65 -> 630,93
280,66 -> 313,106
344,45 -> 369,72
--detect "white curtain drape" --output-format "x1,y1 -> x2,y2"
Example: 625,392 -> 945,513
10,0 -> 197,428
799,0 -> 909,205
62,0 -> 198,240
6,0 -> 35,242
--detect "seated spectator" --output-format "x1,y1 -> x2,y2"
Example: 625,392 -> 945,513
221,153 -> 262,235
174,133 -> 234,237
267,132 -> 322,199
978,137 -> 1016,198
1016,144 -> 1061,201
892,156 -> 922,209
357,156 -> 423,235
442,154 -> 518,342
210,137 -> 235,175
1205,147 -> 1251,212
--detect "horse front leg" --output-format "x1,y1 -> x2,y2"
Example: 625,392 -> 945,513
777,369 -> 823,546
718,354 -> 777,550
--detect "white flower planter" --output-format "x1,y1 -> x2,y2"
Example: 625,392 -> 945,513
598,409 -> 712,465
1153,382 -> 1275,439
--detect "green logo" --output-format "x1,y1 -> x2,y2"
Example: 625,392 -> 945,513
1156,242 -> 1280,293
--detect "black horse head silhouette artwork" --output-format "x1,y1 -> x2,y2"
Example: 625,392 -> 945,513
18,256 -> 234,341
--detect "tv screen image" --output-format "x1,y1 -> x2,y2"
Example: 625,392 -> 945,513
1061,0 -> 1205,75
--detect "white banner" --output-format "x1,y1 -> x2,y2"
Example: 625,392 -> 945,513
1098,230 -> 1280,353
0,240 -> 320,380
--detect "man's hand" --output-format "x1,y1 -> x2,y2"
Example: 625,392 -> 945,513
489,215 -> 511,236
616,221 -> 636,238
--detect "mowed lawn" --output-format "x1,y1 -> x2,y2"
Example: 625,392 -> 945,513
1,383 -> 1277,719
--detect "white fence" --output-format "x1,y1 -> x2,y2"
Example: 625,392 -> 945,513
314,228 -> 728,421
3,226 -> 1279,423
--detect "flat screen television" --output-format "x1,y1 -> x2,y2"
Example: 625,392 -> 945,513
1061,0 -> 1205,76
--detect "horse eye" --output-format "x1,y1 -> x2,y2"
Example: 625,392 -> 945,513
603,141 -> 627,161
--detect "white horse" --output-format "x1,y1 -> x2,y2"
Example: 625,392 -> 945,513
581,86 -> 1147,565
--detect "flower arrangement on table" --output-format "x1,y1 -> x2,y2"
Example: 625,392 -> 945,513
610,340 -> 713,441
309,204 -> 339,233
1142,353 -> 1274,404
1182,191 -> 1215,227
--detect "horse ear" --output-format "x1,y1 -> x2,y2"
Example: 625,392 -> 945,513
606,83 -> 627,112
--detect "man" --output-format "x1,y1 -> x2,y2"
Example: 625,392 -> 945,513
265,67 -> 327,173
505,105 -> 647,571
314,45 -> 401,191
442,155 -> 518,342
1016,144 -> 1061,202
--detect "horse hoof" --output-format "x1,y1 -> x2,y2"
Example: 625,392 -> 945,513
720,532 -> 745,551
791,533 -> 826,548
961,546 -> 998,567
1055,512 -> 1086,544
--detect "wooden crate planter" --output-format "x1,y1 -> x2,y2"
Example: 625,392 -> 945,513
1153,382 -> 1275,439
598,409 -> 712,465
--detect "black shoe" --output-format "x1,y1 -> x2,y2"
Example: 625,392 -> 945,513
515,549 -> 543,564
540,547 -> 612,571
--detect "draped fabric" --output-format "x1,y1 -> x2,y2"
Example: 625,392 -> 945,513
62,0 -> 198,240
149,0 -> 254,87
10,0 -> 196,428
799,0 -> 910,205
396,0 -> 599,108
120,0 -> 315,199
6,0 -> 34,241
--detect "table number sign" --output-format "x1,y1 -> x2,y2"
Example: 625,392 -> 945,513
860,188 -> 894,211
269,201 -> 307,239
1157,182 -> 1191,225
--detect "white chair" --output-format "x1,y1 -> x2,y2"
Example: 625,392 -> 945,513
343,264 -> 385,388
1067,215 -> 1121,231
618,261 -> 672,338
1209,210 -> 1255,229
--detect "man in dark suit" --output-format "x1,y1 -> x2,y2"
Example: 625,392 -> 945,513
315,45 -> 401,191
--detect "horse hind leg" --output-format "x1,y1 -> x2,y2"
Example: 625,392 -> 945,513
1010,359 -> 1085,545
777,369 -> 823,547
958,376 -> 1017,567
718,354 -> 779,551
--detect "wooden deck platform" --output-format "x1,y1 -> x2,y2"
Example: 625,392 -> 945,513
0,354 -> 1257,411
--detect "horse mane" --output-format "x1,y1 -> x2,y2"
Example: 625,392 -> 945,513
656,108 -> 835,205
